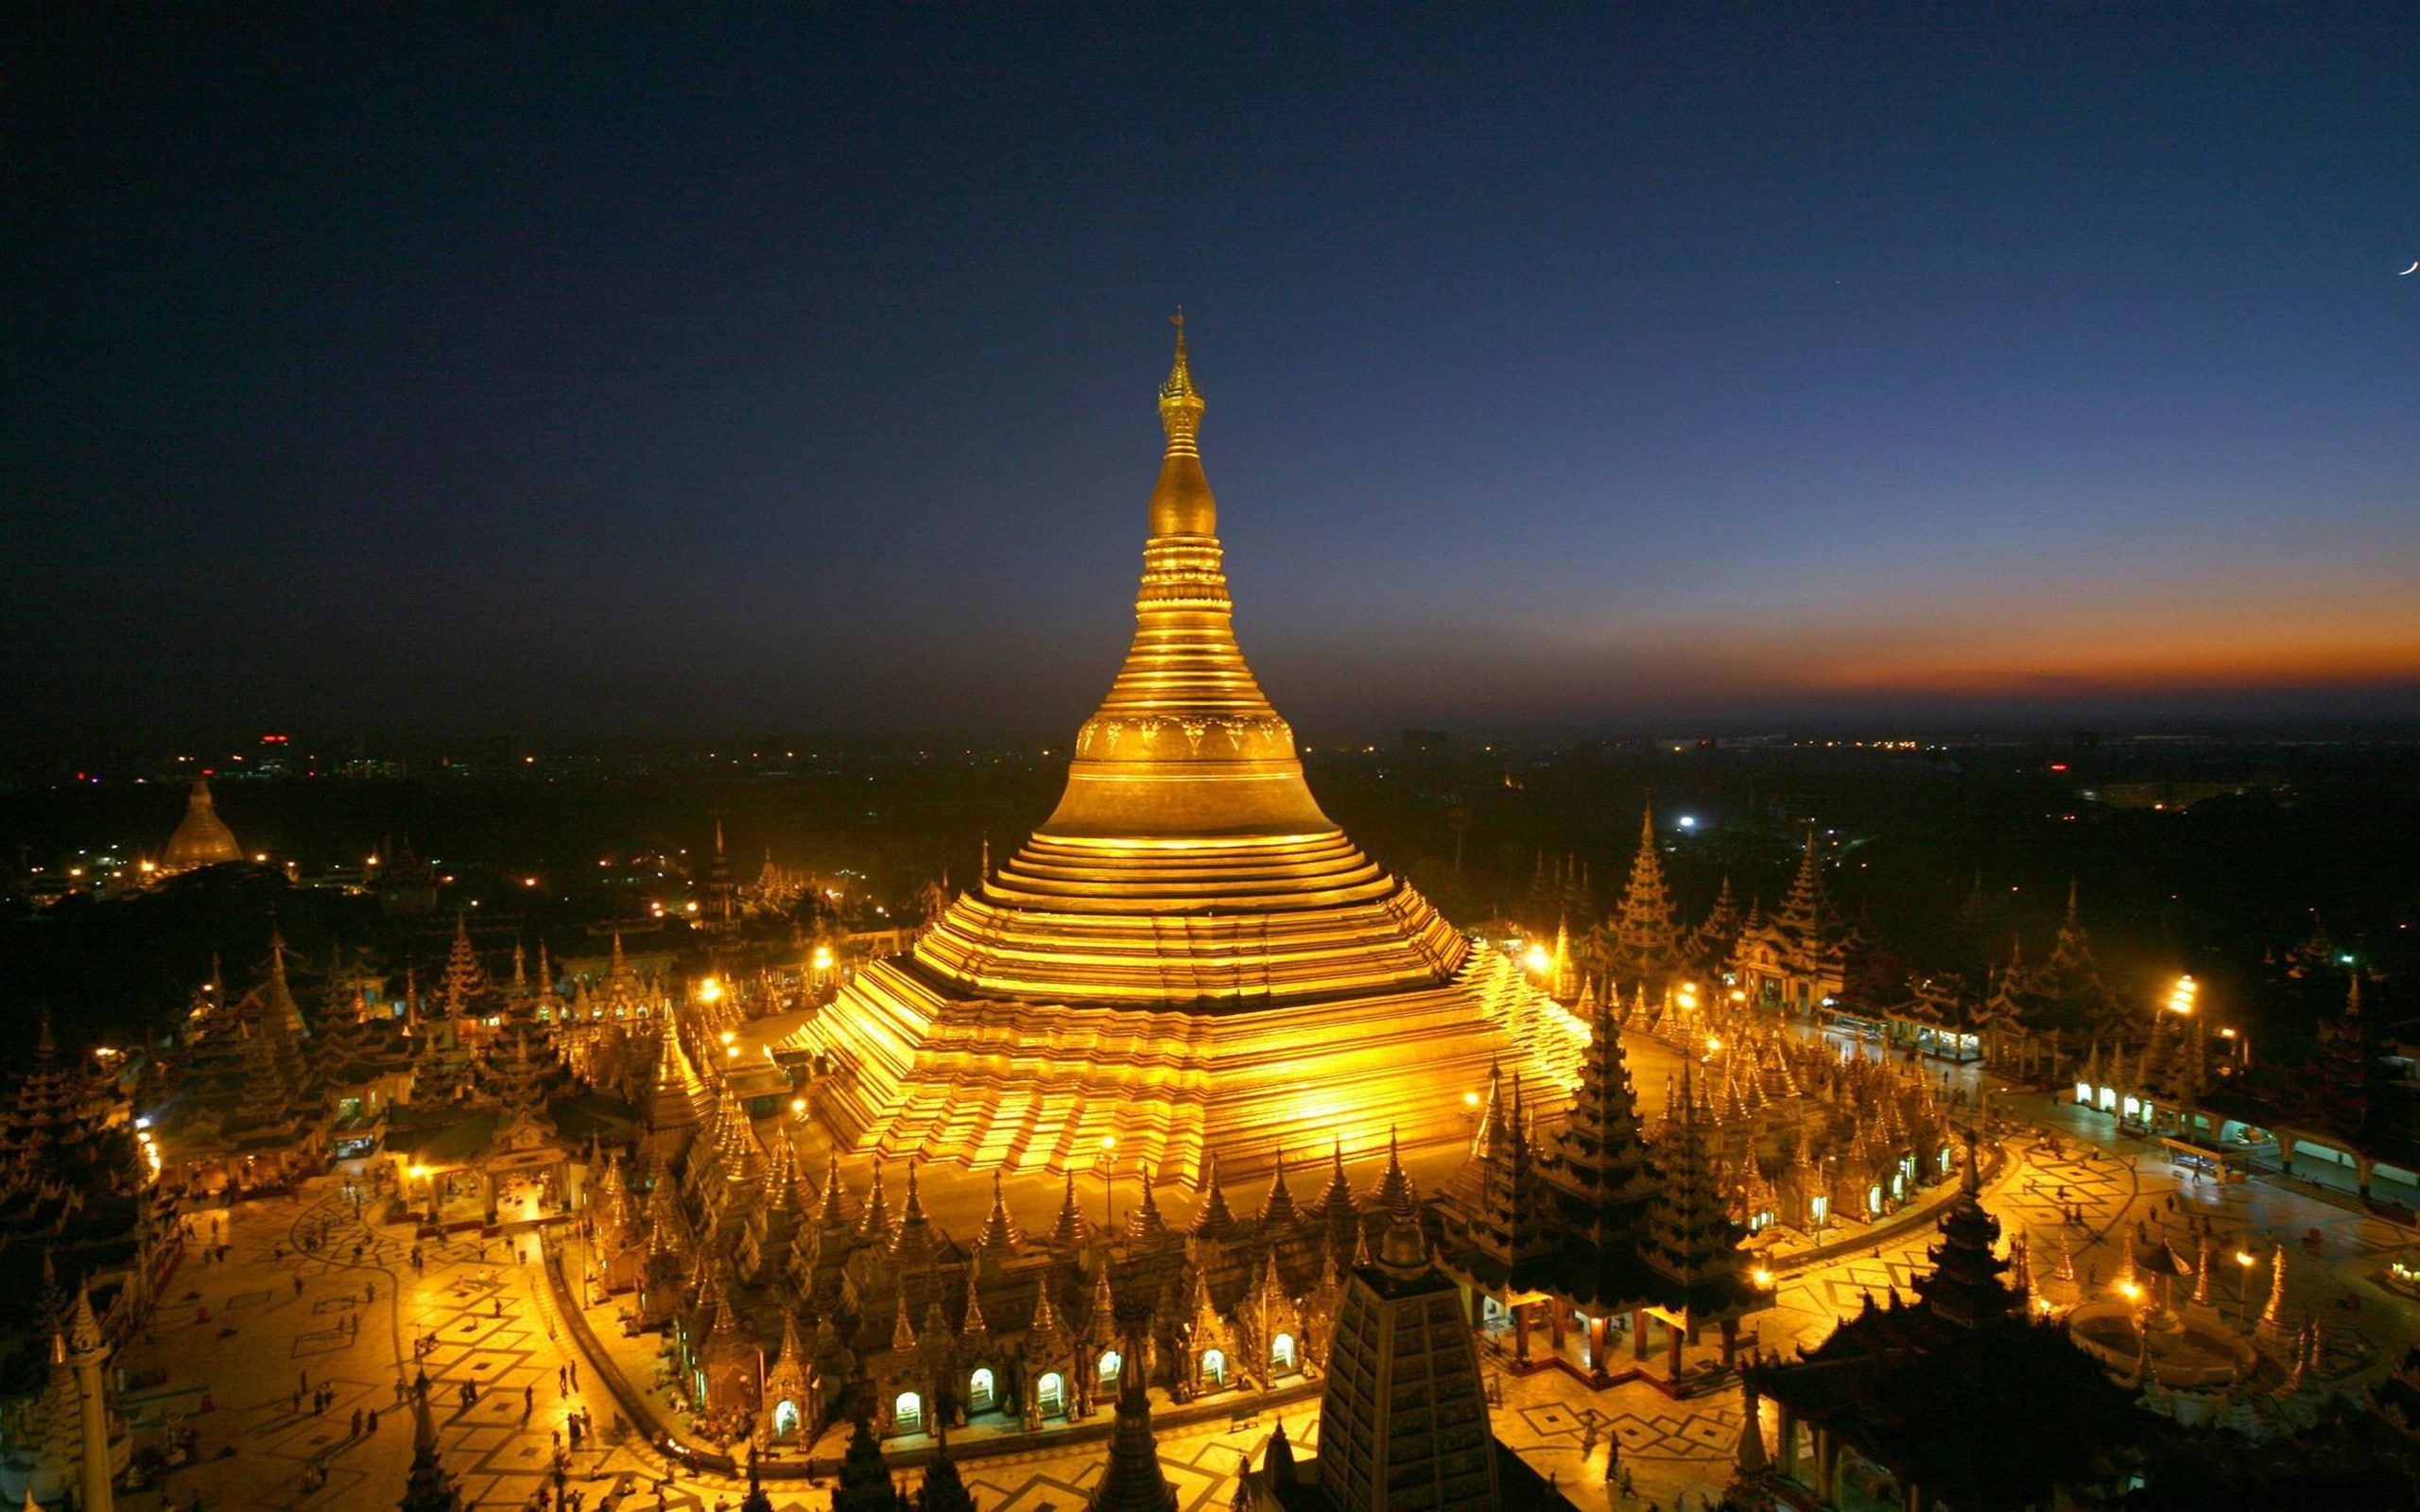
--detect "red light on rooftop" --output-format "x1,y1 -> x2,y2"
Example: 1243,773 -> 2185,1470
2048,762 -> 2068,772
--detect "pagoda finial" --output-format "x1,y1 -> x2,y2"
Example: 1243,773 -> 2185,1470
1160,309 -> 1201,434
1152,310 -> 1210,509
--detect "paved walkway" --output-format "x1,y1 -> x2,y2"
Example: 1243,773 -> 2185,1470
103,1066 -> 2420,1511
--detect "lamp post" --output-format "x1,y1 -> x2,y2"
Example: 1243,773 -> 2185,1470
1097,1136 -> 1118,1232
2235,1248 -> 2256,1325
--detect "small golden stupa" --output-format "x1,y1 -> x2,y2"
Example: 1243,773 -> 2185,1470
162,778 -> 244,870
794,321 -> 1580,1182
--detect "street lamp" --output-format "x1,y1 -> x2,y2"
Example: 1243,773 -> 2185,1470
1097,1135 -> 1118,1230
2235,1249 -> 2256,1323
2165,976 -> 2197,1016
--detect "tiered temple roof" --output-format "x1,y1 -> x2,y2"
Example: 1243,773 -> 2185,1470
1601,807 -> 1685,999
1741,1154 -> 2149,1512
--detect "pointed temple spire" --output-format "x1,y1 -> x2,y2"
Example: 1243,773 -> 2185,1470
1087,1330 -> 1180,1510
1258,1148 -> 1299,1230
1192,1155 -> 1236,1240
1910,1130 -> 2026,1329
817,1155 -> 854,1231
890,1160 -> 936,1265
1549,995 -> 1656,1240
1125,1168 -> 1170,1246
1028,311 -> 1332,853
1608,802 -> 1685,996
978,1170 -> 1024,1253
1050,1170 -> 1096,1248
1367,1126 -> 1419,1228
857,1160 -> 891,1242
780,324 -> 1577,1186
401,1378 -> 462,1510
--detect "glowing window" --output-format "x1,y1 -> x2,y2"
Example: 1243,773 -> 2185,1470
1272,1333 -> 1296,1370
893,1392 -> 922,1433
1098,1350 -> 1121,1386
968,1368 -> 994,1413
1202,1349 -> 1227,1386
1038,1372 -> 1065,1417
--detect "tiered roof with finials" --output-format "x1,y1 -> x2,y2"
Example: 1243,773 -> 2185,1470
1601,807 -> 1687,999
1740,1136 -> 2150,1511
1979,878 -> 2129,1044
0,1019 -> 147,1403
1435,1013 -> 1754,1329
1729,828 -> 1853,999
784,323 -> 1582,1184
144,933 -> 335,1185
1685,876 -> 1744,979
1640,1060 -> 1758,1318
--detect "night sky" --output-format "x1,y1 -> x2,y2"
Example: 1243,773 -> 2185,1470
8,8 -> 2417,747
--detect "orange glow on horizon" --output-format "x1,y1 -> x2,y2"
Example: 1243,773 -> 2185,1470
1507,576 -> 2420,711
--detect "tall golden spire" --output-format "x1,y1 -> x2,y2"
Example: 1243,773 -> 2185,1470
1034,318 -> 1327,841
1158,311 -> 1204,449
1147,310 -> 1213,538
787,325 -> 1573,1188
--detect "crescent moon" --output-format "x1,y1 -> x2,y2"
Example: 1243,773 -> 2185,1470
2403,261 -> 2420,275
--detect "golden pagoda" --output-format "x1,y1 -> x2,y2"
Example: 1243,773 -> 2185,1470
161,778 -> 243,870
791,322 -> 1581,1183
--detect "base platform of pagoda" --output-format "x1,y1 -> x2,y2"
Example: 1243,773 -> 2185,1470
778,942 -> 1585,1186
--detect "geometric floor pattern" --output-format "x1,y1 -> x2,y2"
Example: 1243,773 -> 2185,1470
108,1079 -> 2420,1511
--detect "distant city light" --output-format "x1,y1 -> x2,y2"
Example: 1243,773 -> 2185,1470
1677,815 -> 1697,830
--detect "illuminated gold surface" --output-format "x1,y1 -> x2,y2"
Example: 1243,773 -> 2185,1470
790,326 -> 1580,1180
162,778 -> 243,869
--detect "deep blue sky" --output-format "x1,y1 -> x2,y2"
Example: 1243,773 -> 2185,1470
7,6 -> 2416,747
